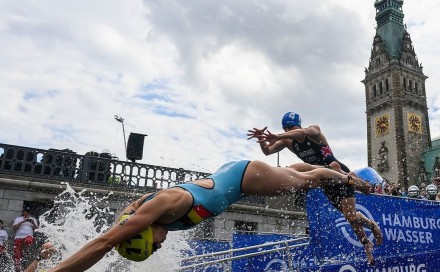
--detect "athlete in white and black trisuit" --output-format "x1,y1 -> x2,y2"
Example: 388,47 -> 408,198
248,112 -> 383,265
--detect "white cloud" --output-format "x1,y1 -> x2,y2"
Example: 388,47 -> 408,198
0,0 -> 439,173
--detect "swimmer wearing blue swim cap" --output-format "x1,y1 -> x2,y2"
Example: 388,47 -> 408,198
281,112 -> 302,129
247,112 -> 382,265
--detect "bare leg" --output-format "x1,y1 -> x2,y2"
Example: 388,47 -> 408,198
288,162 -> 372,194
356,212 -> 383,245
290,162 -> 344,174
348,175 -> 372,194
243,161 -> 355,196
339,197 -> 382,265
246,161 -> 379,264
289,161 -> 344,174
288,163 -> 326,172
287,167 -> 355,190
329,161 -> 344,173
290,162 -> 371,193
327,162 -> 374,194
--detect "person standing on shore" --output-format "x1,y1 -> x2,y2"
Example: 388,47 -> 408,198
13,207 -> 39,271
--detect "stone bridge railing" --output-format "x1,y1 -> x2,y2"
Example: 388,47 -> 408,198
0,143 -> 266,204
0,143 -> 208,189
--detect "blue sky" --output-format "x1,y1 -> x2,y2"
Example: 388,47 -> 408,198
1,0 -> 440,172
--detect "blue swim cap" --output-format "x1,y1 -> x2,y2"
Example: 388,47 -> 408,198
353,167 -> 383,186
282,112 -> 301,128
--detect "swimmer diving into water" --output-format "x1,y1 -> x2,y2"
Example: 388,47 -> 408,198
49,160 -> 380,272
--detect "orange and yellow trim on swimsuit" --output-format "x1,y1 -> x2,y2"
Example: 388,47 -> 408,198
183,205 -> 213,225
163,160 -> 250,231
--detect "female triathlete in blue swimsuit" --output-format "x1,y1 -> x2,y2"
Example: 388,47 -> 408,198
50,160 -> 378,272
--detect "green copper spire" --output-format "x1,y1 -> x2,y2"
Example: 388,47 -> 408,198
374,0 -> 405,59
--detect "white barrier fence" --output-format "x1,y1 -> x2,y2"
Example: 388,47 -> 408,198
179,236 -> 309,271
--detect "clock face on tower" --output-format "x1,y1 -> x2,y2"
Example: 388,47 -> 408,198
408,112 -> 422,133
375,114 -> 390,137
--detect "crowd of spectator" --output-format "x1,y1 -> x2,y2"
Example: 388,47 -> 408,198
372,180 -> 440,201
0,207 -> 54,272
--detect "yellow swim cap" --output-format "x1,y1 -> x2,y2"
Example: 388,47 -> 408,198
115,214 -> 154,262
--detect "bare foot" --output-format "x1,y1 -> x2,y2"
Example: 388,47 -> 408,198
329,161 -> 344,173
364,240 -> 375,265
371,221 -> 383,246
349,173 -> 372,194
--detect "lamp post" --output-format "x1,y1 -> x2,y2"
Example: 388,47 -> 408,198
114,115 -> 127,158
277,152 -> 280,167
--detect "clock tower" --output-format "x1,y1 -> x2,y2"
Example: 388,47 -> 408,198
362,0 -> 431,188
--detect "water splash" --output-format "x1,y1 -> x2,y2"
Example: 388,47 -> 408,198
36,183 -> 191,272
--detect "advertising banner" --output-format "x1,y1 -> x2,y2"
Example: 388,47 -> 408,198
306,189 -> 440,264
301,250 -> 439,272
231,189 -> 440,271
184,189 -> 440,271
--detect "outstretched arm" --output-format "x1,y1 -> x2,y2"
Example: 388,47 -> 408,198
264,125 -> 322,142
247,127 -> 288,155
49,194 -> 170,272
114,193 -> 153,222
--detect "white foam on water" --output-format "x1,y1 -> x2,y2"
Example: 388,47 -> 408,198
36,184 -> 191,272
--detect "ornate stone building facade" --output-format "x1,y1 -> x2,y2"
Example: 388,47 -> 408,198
362,0 -> 431,188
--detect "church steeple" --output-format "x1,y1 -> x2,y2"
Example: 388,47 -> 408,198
374,0 -> 405,59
